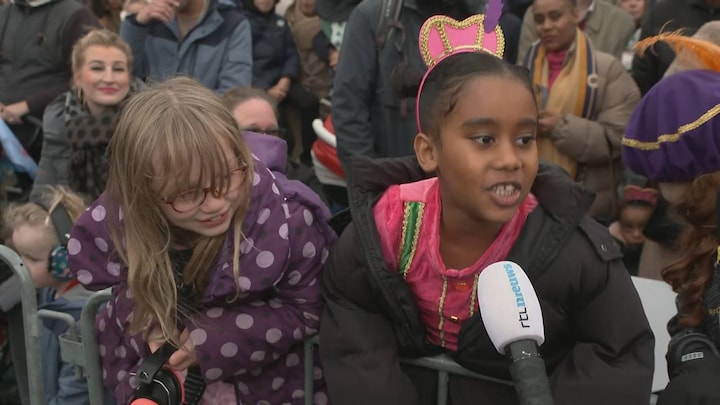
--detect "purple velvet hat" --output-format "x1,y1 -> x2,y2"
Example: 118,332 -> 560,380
622,69 -> 720,182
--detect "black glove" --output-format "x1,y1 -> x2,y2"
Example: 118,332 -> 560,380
658,333 -> 720,405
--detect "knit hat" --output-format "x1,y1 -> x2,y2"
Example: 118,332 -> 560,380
622,69 -> 720,182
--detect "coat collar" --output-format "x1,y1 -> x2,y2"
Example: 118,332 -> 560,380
346,156 -> 595,225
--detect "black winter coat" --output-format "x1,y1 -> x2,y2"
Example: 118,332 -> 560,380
241,3 -> 301,89
319,157 -> 655,405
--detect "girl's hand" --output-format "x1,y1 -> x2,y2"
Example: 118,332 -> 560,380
147,327 -> 197,371
147,326 -> 166,354
167,329 -> 198,371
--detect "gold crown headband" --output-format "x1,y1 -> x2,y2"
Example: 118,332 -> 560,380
416,2 -> 505,131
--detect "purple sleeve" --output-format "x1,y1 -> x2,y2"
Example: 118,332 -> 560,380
97,282 -> 149,403
67,195 -> 125,290
67,195 -> 144,401
186,203 -> 330,383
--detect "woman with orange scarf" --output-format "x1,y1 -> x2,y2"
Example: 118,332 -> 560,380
522,0 -> 640,222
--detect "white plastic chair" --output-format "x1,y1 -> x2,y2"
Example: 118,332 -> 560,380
631,276 -> 677,393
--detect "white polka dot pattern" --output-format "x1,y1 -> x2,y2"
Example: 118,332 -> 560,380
265,328 -> 282,343
75,269 -> 93,285
220,342 -> 238,358
285,353 -> 300,367
68,160 -> 335,404
236,314 -> 254,330
189,328 -> 207,346
91,205 -> 106,222
205,368 -> 222,380
94,237 -> 109,252
256,251 -> 275,268
250,351 -> 266,361
67,238 -> 81,255
206,307 -> 223,318
106,262 -> 121,276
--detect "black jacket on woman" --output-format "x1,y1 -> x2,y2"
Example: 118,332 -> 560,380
319,157 -> 654,405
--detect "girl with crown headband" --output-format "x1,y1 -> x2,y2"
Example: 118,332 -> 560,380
319,5 -> 653,404
622,33 -> 720,405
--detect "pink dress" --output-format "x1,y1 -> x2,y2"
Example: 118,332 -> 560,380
373,178 -> 538,350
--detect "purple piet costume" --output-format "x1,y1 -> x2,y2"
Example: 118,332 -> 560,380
622,69 -> 720,182
67,132 -> 336,404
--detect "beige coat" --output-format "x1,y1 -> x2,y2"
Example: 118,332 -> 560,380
546,50 -> 640,221
518,0 -> 635,62
285,2 -> 332,99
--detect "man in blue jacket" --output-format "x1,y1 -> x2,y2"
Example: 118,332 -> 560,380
121,0 -> 253,92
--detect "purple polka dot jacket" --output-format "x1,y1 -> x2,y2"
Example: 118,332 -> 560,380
67,132 -> 337,404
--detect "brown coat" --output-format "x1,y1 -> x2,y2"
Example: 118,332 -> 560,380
519,0 -> 635,61
285,2 -> 332,99
547,50 -> 640,221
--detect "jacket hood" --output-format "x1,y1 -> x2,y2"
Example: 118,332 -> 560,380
346,156 -> 595,224
242,131 -> 288,173
38,284 -> 93,335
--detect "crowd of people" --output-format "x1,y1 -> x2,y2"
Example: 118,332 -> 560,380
0,0 -> 719,403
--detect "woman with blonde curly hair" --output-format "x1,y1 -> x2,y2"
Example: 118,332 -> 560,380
623,67 -> 720,403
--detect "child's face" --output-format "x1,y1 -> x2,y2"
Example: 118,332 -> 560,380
619,205 -> 653,244
12,223 -> 58,288
420,75 -> 539,228
155,147 -> 248,238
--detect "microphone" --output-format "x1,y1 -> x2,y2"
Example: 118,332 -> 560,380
477,261 -> 555,405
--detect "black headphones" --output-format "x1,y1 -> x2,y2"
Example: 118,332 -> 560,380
32,195 -> 74,282
129,343 -> 206,405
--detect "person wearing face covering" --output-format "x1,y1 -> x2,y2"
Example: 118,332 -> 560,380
331,0 -> 521,175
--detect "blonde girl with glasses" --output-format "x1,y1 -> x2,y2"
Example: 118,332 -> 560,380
66,77 -> 336,404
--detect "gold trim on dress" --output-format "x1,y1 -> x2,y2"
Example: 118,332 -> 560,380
438,276 -> 449,347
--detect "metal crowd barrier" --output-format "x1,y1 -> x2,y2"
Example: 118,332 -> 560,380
1,244 -> 46,405
0,245 -> 112,405
302,335 -> 513,405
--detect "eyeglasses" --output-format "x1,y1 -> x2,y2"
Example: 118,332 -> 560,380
242,127 -> 287,138
160,164 -> 248,213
